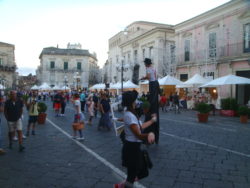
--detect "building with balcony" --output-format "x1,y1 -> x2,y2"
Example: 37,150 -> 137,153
36,44 -> 99,89
18,74 -> 37,90
174,0 -> 250,104
107,21 -> 175,84
0,42 -> 17,89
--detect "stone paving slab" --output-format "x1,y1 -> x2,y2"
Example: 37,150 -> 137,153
0,102 -> 249,188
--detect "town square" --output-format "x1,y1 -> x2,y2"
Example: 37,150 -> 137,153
0,0 -> 250,187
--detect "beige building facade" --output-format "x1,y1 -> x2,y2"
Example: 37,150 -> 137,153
107,21 -> 175,84
37,44 -> 99,89
0,42 -> 17,89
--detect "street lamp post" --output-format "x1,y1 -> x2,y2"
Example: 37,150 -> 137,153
64,75 -> 68,92
74,72 -> 80,92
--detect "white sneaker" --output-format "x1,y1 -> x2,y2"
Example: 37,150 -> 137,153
13,136 -> 18,141
77,137 -> 85,141
22,135 -> 26,139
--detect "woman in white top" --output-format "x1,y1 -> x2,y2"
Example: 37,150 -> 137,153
121,90 -> 156,187
72,93 -> 84,140
87,95 -> 94,125
140,58 -> 160,144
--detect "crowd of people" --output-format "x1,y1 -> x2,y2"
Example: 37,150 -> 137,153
0,58 -> 161,188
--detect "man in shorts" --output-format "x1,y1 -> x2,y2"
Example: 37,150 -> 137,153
4,90 -> 25,152
53,91 -> 62,117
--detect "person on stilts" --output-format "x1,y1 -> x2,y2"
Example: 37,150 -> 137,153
140,58 -> 160,144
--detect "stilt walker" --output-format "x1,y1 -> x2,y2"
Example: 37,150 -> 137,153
140,58 -> 160,144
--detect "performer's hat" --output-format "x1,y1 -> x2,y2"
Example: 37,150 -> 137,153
143,58 -> 152,65
122,90 -> 138,107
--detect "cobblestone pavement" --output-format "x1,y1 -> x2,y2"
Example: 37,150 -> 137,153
0,101 -> 250,188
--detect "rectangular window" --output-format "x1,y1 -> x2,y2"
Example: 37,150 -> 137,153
209,32 -> 217,58
142,49 -> 145,60
149,46 -> 153,59
64,62 -> 68,70
77,62 -> 81,70
180,74 -> 188,81
0,58 -> 3,66
243,23 -> 250,53
134,50 -> 138,64
184,40 -> 190,61
170,45 -> 175,64
128,53 -> 131,63
50,61 -> 55,69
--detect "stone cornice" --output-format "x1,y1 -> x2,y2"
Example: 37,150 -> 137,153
119,27 -> 174,48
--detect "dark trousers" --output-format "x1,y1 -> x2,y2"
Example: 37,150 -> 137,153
149,81 -> 160,144
80,101 -> 85,112
61,102 -> 66,114
122,141 -> 142,184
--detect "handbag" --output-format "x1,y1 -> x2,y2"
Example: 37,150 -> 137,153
141,149 -> 153,169
72,122 -> 84,130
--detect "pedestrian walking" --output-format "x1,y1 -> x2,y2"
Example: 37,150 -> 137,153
93,92 -> 99,118
115,90 -> 156,187
0,117 -> 6,155
72,93 -> 85,140
140,58 -> 160,144
87,95 -> 94,125
26,93 -> 39,136
4,91 -> 25,152
53,91 -> 62,117
80,91 -> 86,112
60,92 -> 66,116
173,92 -> 180,113
98,93 -> 112,131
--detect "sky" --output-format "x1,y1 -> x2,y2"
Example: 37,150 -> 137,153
0,0 -> 231,76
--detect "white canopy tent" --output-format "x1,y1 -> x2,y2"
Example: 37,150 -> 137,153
177,74 -> 210,88
110,82 -> 121,90
39,83 -> 52,90
0,84 -> 5,89
184,73 -> 210,85
123,80 -> 139,89
31,85 -> 39,90
61,86 -> 71,90
52,85 -> 61,90
158,75 -> 183,86
201,74 -> 250,87
90,83 -> 106,90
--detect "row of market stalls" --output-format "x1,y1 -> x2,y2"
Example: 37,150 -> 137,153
30,83 -> 71,91
89,74 -> 250,106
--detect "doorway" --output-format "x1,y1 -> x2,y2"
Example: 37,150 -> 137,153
236,70 -> 250,105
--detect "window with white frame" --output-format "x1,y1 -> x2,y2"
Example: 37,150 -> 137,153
134,50 -> 138,64
149,46 -> 153,60
170,44 -> 175,64
142,49 -> 145,60
50,61 -> 55,69
209,32 -> 217,58
243,23 -> 250,53
184,39 -> 190,62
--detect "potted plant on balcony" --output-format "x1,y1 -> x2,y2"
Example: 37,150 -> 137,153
238,106 -> 249,124
37,102 -> 47,124
196,102 -> 211,123
220,98 -> 238,117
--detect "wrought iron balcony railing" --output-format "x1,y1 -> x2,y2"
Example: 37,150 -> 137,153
176,42 -> 250,66
0,65 -> 16,72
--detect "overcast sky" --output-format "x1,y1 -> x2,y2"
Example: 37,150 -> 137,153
0,0 -> 230,75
